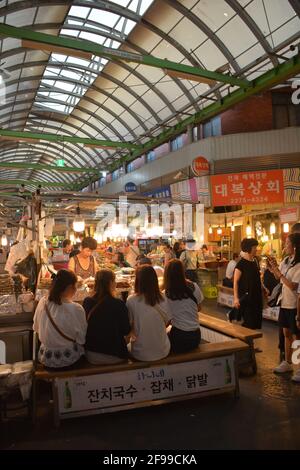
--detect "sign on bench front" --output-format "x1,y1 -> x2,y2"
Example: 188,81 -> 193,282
56,355 -> 235,416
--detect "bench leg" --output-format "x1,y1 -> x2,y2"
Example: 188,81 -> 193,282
234,356 -> 240,399
31,376 -> 37,425
249,339 -> 258,375
52,380 -> 60,428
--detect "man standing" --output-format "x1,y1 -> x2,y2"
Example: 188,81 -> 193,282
223,253 -> 239,288
180,239 -> 201,283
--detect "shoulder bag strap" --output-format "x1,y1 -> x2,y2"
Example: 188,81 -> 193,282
186,283 -> 199,305
45,302 -> 76,343
153,304 -> 169,326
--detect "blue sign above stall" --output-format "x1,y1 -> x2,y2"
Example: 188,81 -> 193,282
142,185 -> 171,199
125,182 -> 137,193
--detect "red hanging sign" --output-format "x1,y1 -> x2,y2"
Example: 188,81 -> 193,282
191,156 -> 210,176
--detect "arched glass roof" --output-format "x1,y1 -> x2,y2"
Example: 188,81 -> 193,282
0,0 -> 299,190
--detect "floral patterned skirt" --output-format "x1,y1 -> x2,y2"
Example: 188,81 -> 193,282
38,342 -> 84,368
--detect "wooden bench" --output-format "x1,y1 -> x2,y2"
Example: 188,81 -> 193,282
32,338 -> 248,427
199,313 -> 262,375
217,284 -> 234,307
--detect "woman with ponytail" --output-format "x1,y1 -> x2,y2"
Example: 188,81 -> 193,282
270,233 -> 300,380
83,269 -> 130,364
33,269 -> 87,369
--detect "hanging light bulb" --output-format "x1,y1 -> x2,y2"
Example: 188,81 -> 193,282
283,223 -> 289,233
231,221 -> 235,232
95,233 -> 103,243
246,219 -> 252,237
69,232 -> 75,243
217,225 -> 222,235
73,205 -> 85,233
208,225 -> 213,234
1,234 -> 8,247
270,222 -> 276,235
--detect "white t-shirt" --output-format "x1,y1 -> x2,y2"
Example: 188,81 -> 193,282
165,283 -> 203,332
33,296 -> 87,367
126,294 -> 171,361
226,260 -> 237,280
279,258 -> 300,309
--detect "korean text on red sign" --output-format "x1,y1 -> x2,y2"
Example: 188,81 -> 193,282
211,169 -> 284,206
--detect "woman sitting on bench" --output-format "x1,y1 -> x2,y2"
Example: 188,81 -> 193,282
83,269 -> 131,365
126,265 -> 171,361
164,259 -> 203,353
33,269 -> 87,369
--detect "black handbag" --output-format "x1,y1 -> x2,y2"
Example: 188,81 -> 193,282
227,292 -> 248,322
267,283 -> 282,308
267,261 -> 292,307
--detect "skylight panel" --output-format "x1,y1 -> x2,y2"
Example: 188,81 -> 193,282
60,29 -> 80,38
33,0 -> 149,115
79,31 -> 106,44
68,6 -> 90,19
139,0 -> 154,15
88,10 -> 120,27
124,19 -> 136,35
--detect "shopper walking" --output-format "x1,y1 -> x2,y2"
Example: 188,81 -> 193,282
270,233 -> 300,379
233,238 -> 263,329
180,239 -> 201,283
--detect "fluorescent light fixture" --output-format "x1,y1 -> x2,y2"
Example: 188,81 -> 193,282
246,219 -> 252,237
1,234 -> 8,246
270,222 -> 276,235
283,223 -> 289,233
73,205 -> 85,232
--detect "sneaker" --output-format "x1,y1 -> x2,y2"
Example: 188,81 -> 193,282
273,361 -> 293,374
292,370 -> 300,383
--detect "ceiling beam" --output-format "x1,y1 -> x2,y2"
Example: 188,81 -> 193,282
22,39 -> 92,60
0,128 -> 140,150
0,136 -> 40,144
0,179 -> 76,188
0,162 -> 102,174
0,24 -> 250,88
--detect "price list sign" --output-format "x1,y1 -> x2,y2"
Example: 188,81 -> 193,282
57,356 -> 235,415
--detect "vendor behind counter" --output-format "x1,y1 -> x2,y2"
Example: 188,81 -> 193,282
68,237 -> 99,280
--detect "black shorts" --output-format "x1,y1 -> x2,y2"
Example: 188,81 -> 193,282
168,326 -> 201,354
278,308 -> 300,335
